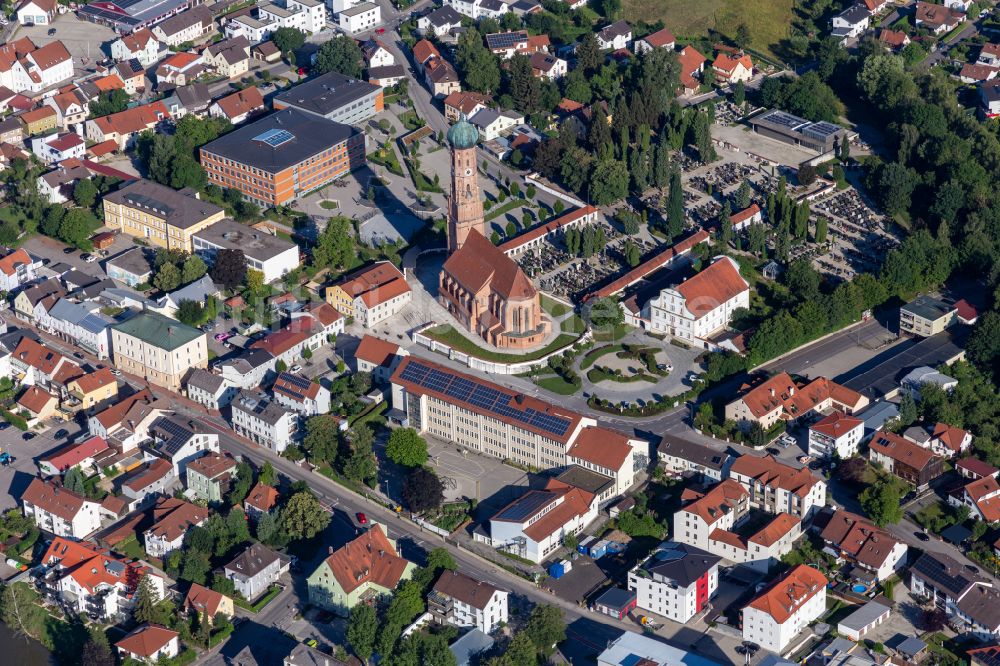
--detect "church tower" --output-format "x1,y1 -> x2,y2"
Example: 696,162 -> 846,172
446,114 -> 485,253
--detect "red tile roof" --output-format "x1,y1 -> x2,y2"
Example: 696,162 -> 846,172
568,425 -> 632,470
678,46 -> 707,89
116,625 -> 179,658
146,497 -> 207,543
932,422 -> 970,453
954,299 -> 978,323
879,29 -> 909,47
354,335 -> 400,368
498,205 -> 597,254
731,203 -> 761,225
122,458 -> 173,493
747,564 -> 827,624
819,509 -> 901,569
22,477 -> 93,522
750,513 -> 800,547
734,373 -> 865,420
522,480 -> 594,541
40,436 -> 110,473
184,583 -> 228,617
681,479 -> 748,525
92,101 -> 169,138
442,230 -> 536,301
443,90 -> 490,116
957,457 -> 998,479
214,86 -> 264,120
0,248 -> 30,277
42,537 -> 152,593
17,386 -> 55,415
432,570 -> 500,610
186,452 -> 236,479
810,411 -> 862,439
244,482 -> 278,513
94,389 -> 154,429
20,105 -> 56,124
273,372 -> 321,402
413,39 -> 440,64
674,257 -> 748,320
731,454 -> 822,498
713,52 -> 752,74
332,261 -> 409,310
69,366 -> 117,395
641,27 -> 676,48
321,524 -> 410,594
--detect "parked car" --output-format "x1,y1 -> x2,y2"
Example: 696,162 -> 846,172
766,447 -> 781,456
73,352 -> 84,359
779,434 -> 796,447
915,531 -> 930,541
375,27 -> 386,34
110,369 -> 122,377
356,512 -> 367,525
62,247 -> 74,254
82,253 -> 97,263
47,27 -> 56,35
290,364 -> 302,374
22,432 -> 35,441
214,333 -> 231,342
53,429 -> 68,439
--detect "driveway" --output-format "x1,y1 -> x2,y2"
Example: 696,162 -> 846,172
0,418 -> 86,511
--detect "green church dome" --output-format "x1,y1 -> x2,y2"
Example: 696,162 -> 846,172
447,113 -> 479,149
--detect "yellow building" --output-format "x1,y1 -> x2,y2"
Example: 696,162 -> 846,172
103,179 -> 225,252
20,106 -> 57,136
67,367 -> 120,411
111,311 -> 207,391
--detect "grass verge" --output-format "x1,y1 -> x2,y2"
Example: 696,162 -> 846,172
536,374 -> 580,395
423,324 -> 580,363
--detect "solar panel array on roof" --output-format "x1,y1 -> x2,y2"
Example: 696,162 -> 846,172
760,109 -> 808,130
254,128 -> 294,147
276,372 -> 312,401
151,417 -> 195,456
912,552 -> 978,596
398,360 -> 572,437
971,648 -> 1000,666
485,31 -> 527,50
494,490 -> 555,522
802,121 -> 843,139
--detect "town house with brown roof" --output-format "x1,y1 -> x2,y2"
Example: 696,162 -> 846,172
272,371 -> 331,416
22,477 -> 102,538
84,101 -> 170,151
429,570 -> 508,634
725,372 -> 869,432
183,583 -> 234,623
185,452 -> 237,502
354,334 -> 407,383
308,523 -> 415,614
208,86 -> 265,124
225,543 -> 290,601
869,430 -> 945,489
729,454 -> 826,519
565,425 -> 639,501
116,625 -> 180,663
110,28 -> 162,67
818,508 -> 907,581
143,497 -> 208,558
325,260 -> 412,327
742,564 -> 827,653
243,482 -> 278,519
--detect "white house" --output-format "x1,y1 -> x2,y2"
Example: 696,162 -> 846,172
339,2 -> 381,33
117,626 -> 180,663
272,372 -> 331,416
219,349 -> 277,390
729,454 -> 827,519
146,415 -> 221,476
0,248 -> 37,292
657,437 -> 731,481
249,303 -> 345,366
830,4 -> 871,40
596,20 -> 632,50
354,335 -> 408,383
21,477 -> 102,538
482,480 -> 599,563
231,390 -> 298,454
949,475 -> 1000,522
110,29 -> 163,68
325,261 -> 411,327
31,132 -> 86,165
224,543 -> 290,600
731,203 -> 763,231
417,5 -> 462,37
712,52 -> 754,84
143,497 -> 208,558
192,218 -> 300,284
430,570 -> 509,635
362,39 -> 395,67
645,256 -> 750,347
5,41 -> 74,93
742,565 -> 828,654
910,551 -> 1000,640
634,27 -> 675,54
565,425 -> 639,502
16,0 -> 55,26
469,108 -> 524,141
529,53 -> 567,79
186,368 -> 237,410
628,542 -> 719,623
38,299 -> 113,359
808,411 -> 864,459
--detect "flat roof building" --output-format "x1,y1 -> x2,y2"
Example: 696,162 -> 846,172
749,109 -> 849,154
273,71 -> 384,126
900,295 -> 957,338
199,109 -> 365,207
192,218 -> 299,283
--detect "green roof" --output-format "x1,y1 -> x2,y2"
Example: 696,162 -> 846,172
112,311 -> 204,351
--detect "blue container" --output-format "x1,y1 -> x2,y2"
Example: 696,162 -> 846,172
549,562 -> 566,579
590,540 -> 610,559
578,535 -> 597,555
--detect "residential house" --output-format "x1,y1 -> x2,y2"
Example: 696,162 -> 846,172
960,63 -> 998,84
354,335 -> 407,383
119,459 -> 176,510
40,298 -> 114,359
429,570 -> 508,634
66,367 -> 119,411
17,386 -> 58,421
425,56 -> 461,97
307,523 -> 415,614
116,625 -> 180,663
325,261 -> 411,327
597,21 -> 632,50
85,101 -> 171,151
183,583 -> 234,623
564,425 -> 639,500
368,65 -> 406,87
417,6 -> 462,37
43,90 -> 87,131
879,28 -> 910,50
165,83 -> 213,118
219,349 -> 276,390
741,565 -> 828,653
712,52 -> 754,83
470,107 -> 524,140
208,86 -> 265,124
110,311 -> 208,391
21,477 -> 102,538
152,274 -> 219,318
634,27 -> 676,53
926,422 -> 973,457
948,475 -> 1000,522
105,247 -> 153,287
186,368 -> 236,410
38,538 -> 166,621
203,36 -> 251,80
185,452 -> 237,502
480,479 -> 599,563
38,435 -> 113,478
808,411 -> 864,459
10,334 -> 79,390
249,304 -> 345,366
868,430 -> 945,489
818,509 -> 907,581
20,106 -> 58,136
145,415 -> 221,475
111,29 -> 163,67
143,497 -> 208,558
673,479 -> 800,571
628,542 -> 720,623
16,0 -> 56,25
116,59 -> 147,95
339,2 -> 381,33
657,436 -> 731,481
915,2 -> 962,34
155,51 -> 205,86
152,6 -> 214,47
725,373 -> 869,431
243,482 -> 279,520
958,458 -> 998,480
729,454 -> 826,519
0,248 -> 36,292
678,45 -> 707,94
272,372 -> 330,416
910,551 -> 1000,639
900,295 -> 957,337
444,91 -> 490,122
231,390 -> 298,453
830,5 -> 871,40
362,38 -> 395,67
225,543 -> 290,600
3,40 -> 74,94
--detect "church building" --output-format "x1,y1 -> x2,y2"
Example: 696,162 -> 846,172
437,115 -> 549,350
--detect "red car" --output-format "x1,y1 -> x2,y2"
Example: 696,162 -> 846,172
356,512 -> 367,525
375,27 -> 385,35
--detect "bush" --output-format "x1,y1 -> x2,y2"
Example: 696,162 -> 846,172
2,410 -> 28,431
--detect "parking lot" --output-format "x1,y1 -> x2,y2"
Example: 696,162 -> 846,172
0,418 -> 86,511
16,12 -> 118,81
424,435 -> 529,510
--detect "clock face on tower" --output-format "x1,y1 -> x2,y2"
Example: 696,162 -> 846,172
464,168 -> 472,176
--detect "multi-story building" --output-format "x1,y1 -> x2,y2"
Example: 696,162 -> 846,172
244,482 -> 279,520
354,335 -> 407,384
119,459 -> 175,511
40,299 -> 114,359
105,247 -> 153,287
219,349 -> 277,390
868,430 -> 945,489
85,101 -> 171,151
66,367 -> 120,411
742,565 -> 827,653
729,454 -> 826,519
808,411 -> 864,459
146,415 -> 221,475
185,452 -> 238,502
111,311 -> 208,391
150,6 -> 214,47
628,542 -> 720,623
724,373 -> 869,432
307,524 -> 415,614
22,477 -> 102,538
103,179 -> 225,252
192,218 -> 300,283
325,261 -> 411,326
949,475 -> 1000,522
900,295 -> 957,337
0,248 -> 37,292
186,369 -> 237,410
110,29 -> 163,68
143,497 -> 208,558
429,570 -> 508,634
657,436 -> 731,481
225,543 -> 290,601
272,372 -> 330,416
200,108 -> 366,207
597,632 -> 710,666
673,479 -> 800,572
818,509 -> 907,581
231,390 -> 298,454
565,425 -> 639,501
274,72 -> 384,126
910,551 -> 1000,639
183,583 -> 234,624
390,356 -> 647,474
37,538 -> 166,621
338,2 -> 381,33
0,40 -> 73,94
248,303 -> 344,366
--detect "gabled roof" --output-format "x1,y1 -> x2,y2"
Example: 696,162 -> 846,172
521,481 -> 594,542
22,477 -> 94,522
730,454 -> 822,498
40,436 -> 110,473
432,570 -> 501,610
672,256 -> 748,320
567,425 -> 632,470
17,385 -> 55,415
957,457 -> 998,478
713,52 -> 752,73
121,458 -> 173,493
910,550 -> 984,598
225,542 -> 287,579
244,482 -> 278,513
931,422 -> 970,452
116,625 -> 178,658
810,411 -> 862,439
598,20 -> 631,42
184,582 -> 228,617
680,479 -> 747,524
94,388 -> 155,429
0,249 -> 30,280
69,366 -> 117,395
819,509 -> 902,569
412,39 -> 440,64
213,86 -> 264,120
870,430 -> 939,471
747,564 -> 827,624
442,230 -> 536,301
186,452 -> 236,480
354,335 -> 400,368
145,497 -> 207,543
640,27 -> 676,48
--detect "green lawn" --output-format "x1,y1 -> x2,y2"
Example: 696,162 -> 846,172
580,344 -> 625,370
540,294 -> 571,317
367,146 -> 405,176
234,585 -> 282,612
622,0 -> 793,60
485,199 -> 523,223
536,375 -> 581,395
319,200 -> 339,210
116,536 -> 147,561
561,314 -> 586,334
592,324 -> 634,342
424,324 -> 580,363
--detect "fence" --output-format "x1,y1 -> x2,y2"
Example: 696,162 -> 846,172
413,516 -> 452,538
413,323 -> 593,375
525,172 -> 586,208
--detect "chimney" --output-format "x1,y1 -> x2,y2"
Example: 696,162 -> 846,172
789,387 -> 795,396
769,388 -> 775,397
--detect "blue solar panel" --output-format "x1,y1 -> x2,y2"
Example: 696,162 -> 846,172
254,128 -> 294,147
399,360 -> 573,438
